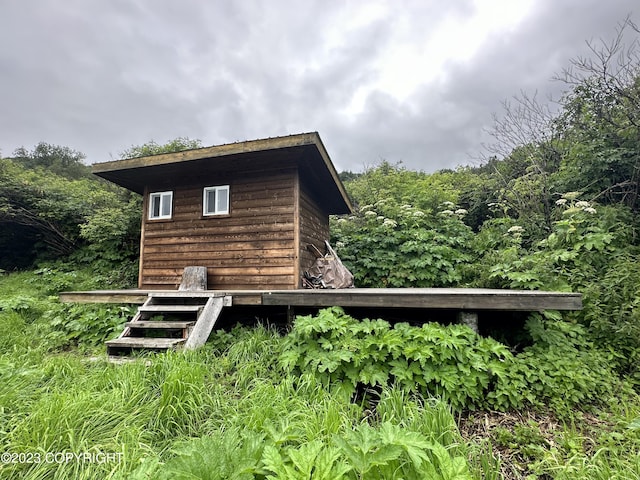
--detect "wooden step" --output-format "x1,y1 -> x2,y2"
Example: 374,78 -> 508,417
149,292 -> 227,298
138,305 -> 202,313
105,337 -> 185,349
125,321 -> 195,329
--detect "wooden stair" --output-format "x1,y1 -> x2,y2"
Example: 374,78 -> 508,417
106,292 -> 231,359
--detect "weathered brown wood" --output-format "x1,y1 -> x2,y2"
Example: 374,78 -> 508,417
260,288 -> 583,311
105,337 -> 185,349
146,266 -> 294,277
125,321 -> 195,329
158,244 -> 294,254
139,305 -> 202,313
138,187 -> 148,288
143,240 -> 293,253
59,290 -> 261,305
208,275 -> 295,285
144,257 -> 294,269
143,232 -> 295,246
61,288 -> 583,312
143,222 -> 295,238
93,134 -> 351,212
144,253 -> 294,263
137,169 -> 298,289
59,291 -> 152,303
93,136 -> 315,173
172,206 -> 295,221
179,266 -> 208,291
293,171 -> 301,288
148,291 -> 229,298
298,188 -> 330,275
184,296 -> 226,349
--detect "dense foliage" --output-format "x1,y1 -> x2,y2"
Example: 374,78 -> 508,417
328,20 -> 640,386
281,307 -> 615,413
1,270 -> 639,479
0,137 -> 202,278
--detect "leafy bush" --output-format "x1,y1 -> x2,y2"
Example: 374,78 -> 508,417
488,314 -> 616,413
331,200 -> 474,287
281,307 -> 507,410
0,156 -> 140,269
282,308 -> 618,413
42,303 -> 134,351
155,395 -> 473,480
479,195 -> 617,291
580,253 -> 640,385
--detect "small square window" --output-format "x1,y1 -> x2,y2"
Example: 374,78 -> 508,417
203,185 -> 230,216
149,191 -> 173,220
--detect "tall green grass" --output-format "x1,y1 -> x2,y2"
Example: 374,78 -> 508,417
1,268 -> 640,478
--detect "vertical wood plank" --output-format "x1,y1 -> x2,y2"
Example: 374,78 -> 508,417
138,186 -> 148,289
293,171 -> 301,288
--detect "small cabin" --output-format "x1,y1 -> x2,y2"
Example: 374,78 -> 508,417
93,132 -> 353,290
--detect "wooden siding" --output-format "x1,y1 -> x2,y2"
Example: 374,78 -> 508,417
298,188 -> 330,282
140,169 -> 297,290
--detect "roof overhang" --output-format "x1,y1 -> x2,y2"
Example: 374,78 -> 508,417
93,132 -> 353,214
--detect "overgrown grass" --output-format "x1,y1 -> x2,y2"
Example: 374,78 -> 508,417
1,269 -> 639,479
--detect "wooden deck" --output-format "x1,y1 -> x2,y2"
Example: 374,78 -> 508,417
59,288 -> 582,311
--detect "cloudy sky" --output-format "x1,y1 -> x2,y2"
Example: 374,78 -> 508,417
0,1 -> 637,172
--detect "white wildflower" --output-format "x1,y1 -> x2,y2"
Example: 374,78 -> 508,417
364,210 -> 377,216
442,201 -> 455,207
455,208 -> 468,215
337,218 -> 347,224
412,211 -> 425,217
401,204 -> 412,209
555,198 -> 568,206
360,204 -> 374,212
584,207 -> 597,214
440,210 -> 454,216
575,201 -> 591,209
507,225 -> 524,233
383,218 -> 397,228
377,216 -> 385,221
336,242 -> 345,249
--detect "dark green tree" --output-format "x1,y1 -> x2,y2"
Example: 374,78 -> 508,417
11,142 -> 90,180
553,17 -> 640,209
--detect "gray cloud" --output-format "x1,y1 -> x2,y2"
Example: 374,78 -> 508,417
0,0 -> 637,171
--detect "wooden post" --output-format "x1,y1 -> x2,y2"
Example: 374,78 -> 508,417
458,311 -> 479,334
179,266 -> 208,291
286,305 -> 295,328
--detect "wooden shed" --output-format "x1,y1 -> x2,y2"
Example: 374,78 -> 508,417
93,132 -> 352,290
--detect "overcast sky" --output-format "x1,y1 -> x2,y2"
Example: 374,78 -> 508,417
0,1 -> 637,172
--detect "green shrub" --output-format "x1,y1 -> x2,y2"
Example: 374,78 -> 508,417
580,252 -> 640,385
331,200 -> 473,287
282,308 -> 618,413
43,303 -> 134,351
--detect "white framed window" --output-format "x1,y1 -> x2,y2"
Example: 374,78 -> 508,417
203,185 -> 230,216
148,191 -> 173,220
